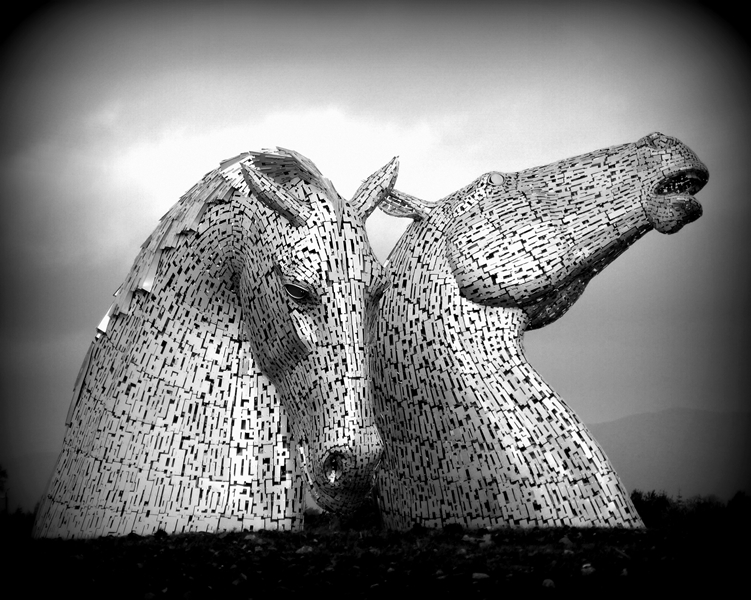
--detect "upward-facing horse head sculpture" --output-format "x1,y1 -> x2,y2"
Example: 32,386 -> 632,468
374,132 -> 708,529
35,148 -> 397,538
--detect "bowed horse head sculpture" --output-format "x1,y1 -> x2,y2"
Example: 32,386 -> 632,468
374,132 -> 707,529
235,150 -> 396,512
35,148 -> 398,538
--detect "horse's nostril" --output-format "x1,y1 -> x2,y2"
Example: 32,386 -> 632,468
323,452 -> 346,484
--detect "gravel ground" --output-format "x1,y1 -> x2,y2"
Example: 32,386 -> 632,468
4,515 -> 747,598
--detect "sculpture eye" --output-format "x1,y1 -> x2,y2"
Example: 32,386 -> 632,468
489,173 -> 505,186
284,283 -> 310,302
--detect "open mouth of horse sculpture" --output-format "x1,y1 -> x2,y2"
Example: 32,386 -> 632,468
645,167 -> 707,233
517,164 -> 709,323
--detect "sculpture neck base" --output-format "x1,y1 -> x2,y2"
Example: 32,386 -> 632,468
375,301 -> 643,530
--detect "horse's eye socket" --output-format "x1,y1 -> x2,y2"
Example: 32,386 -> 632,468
284,284 -> 309,301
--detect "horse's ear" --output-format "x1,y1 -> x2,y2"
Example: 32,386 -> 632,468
351,157 -> 399,220
636,132 -> 674,149
240,162 -> 310,227
379,188 -> 437,221
251,147 -> 348,228
219,151 -> 252,170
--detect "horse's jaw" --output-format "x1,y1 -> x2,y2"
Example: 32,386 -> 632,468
522,223 -> 649,330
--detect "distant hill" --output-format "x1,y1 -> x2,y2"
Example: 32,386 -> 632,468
587,408 -> 751,501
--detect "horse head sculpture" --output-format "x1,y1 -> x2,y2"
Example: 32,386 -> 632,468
373,132 -> 707,529
34,148 -> 397,538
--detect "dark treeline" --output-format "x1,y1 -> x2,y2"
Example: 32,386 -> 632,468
0,503 -> 37,540
629,489 -> 751,530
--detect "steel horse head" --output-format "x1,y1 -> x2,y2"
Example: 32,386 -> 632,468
372,132 -> 708,529
34,148 -> 397,537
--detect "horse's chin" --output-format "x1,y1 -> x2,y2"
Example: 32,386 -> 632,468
645,194 -> 703,234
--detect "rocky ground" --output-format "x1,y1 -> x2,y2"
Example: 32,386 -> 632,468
4,507 -> 748,598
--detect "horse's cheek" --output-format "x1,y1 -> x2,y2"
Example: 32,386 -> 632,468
241,284 -> 309,382
446,224 -> 523,307
288,310 -> 318,353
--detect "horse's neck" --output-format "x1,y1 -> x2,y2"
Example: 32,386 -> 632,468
389,215 -> 549,392
107,193 -> 288,476
89,194 -> 286,438
421,284 -> 565,436
36,166 -> 311,538
382,218 -> 581,451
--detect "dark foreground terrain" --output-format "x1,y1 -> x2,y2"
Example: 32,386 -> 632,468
3,491 -> 749,598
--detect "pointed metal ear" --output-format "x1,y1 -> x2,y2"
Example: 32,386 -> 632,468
219,151 -> 252,170
326,179 -> 346,232
636,131 -> 672,149
379,188 -> 437,221
251,148 -> 347,229
351,157 -> 400,220
240,162 -> 310,227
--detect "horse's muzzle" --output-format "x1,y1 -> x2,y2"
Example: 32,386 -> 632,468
645,167 -> 707,234
310,443 -> 380,514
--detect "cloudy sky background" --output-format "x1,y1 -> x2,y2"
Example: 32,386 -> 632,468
0,0 -> 748,511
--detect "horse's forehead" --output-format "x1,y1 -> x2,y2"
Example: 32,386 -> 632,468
638,138 -> 701,172
283,213 -> 383,283
460,148 -> 623,203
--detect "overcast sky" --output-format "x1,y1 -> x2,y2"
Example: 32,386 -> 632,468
1,0 -> 749,511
